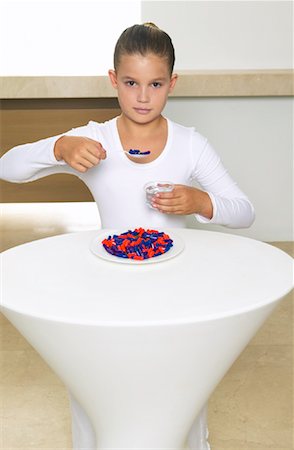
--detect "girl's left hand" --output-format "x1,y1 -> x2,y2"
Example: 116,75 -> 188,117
151,184 -> 213,219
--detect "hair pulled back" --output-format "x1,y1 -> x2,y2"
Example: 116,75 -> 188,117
114,23 -> 175,75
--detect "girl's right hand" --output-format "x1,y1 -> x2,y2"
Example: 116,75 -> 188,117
54,136 -> 107,173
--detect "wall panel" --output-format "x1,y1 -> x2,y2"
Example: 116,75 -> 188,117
0,99 -> 120,202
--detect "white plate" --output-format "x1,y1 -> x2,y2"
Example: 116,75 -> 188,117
90,230 -> 185,265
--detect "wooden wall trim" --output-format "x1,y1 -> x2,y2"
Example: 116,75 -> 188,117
0,98 -> 121,203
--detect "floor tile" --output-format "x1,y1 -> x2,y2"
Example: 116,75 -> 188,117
209,345 -> 293,449
2,385 -> 72,449
1,350 -> 63,386
0,319 -> 33,351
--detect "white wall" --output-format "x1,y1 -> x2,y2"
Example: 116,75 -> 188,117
0,0 -> 141,75
142,0 -> 293,70
163,97 -> 293,242
142,1 -> 293,241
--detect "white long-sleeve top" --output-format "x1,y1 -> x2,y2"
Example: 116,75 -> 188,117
0,117 -> 255,230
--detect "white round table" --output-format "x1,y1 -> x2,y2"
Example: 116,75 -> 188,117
1,229 -> 293,449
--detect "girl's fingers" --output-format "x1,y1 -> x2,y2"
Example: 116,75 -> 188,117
155,189 -> 182,200
155,191 -> 174,198
152,198 -> 184,213
74,163 -> 88,173
78,147 -> 101,165
84,151 -> 100,166
153,194 -> 183,207
85,138 -> 107,158
74,157 -> 101,172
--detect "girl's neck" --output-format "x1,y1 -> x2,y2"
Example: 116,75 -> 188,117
117,114 -> 166,139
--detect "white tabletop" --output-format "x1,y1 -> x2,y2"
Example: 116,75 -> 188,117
1,229 -> 293,325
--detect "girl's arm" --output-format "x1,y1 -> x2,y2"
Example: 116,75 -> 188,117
191,138 -> 255,228
0,124 -> 106,183
0,134 -> 70,183
152,136 -> 255,229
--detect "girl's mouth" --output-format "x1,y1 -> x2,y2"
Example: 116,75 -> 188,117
134,107 -> 151,115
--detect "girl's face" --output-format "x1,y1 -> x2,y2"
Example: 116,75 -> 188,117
108,53 -> 177,125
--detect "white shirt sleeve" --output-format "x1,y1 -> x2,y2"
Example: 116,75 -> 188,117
0,124 -> 94,183
191,135 -> 255,229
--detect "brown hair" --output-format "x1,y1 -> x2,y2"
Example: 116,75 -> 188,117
113,23 -> 175,75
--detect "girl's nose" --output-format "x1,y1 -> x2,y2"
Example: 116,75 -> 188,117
137,86 -> 149,103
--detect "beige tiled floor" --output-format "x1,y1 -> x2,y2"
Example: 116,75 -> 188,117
0,203 -> 293,450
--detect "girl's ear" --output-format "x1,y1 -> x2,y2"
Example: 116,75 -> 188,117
108,70 -> 118,89
169,73 -> 178,93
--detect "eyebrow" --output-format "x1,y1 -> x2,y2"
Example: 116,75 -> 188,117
121,76 -> 168,82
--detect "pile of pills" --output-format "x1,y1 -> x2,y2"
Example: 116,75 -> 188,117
102,228 -> 173,260
128,149 -> 151,155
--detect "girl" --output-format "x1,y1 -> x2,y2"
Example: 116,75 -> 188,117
1,23 -> 255,450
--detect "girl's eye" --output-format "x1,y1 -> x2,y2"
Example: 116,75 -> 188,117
152,82 -> 161,88
126,81 -> 136,86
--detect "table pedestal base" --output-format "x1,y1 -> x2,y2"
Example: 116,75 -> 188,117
2,302 -> 279,449
70,393 -> 210,450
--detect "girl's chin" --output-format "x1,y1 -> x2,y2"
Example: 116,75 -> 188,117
122,112 -> 161,124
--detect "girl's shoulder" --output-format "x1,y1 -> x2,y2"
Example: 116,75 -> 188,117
167,118 -> 207,147
83,117 -> 118,142
87,117 -> 117,132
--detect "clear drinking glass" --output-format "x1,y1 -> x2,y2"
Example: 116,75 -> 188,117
144,181 -> 174,209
